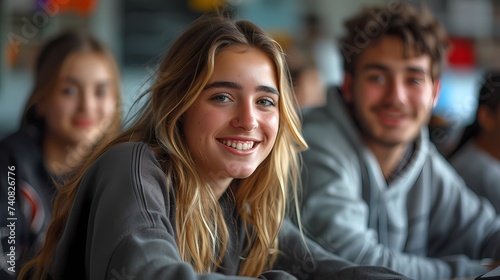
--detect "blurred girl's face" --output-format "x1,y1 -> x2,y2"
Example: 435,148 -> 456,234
38,52 -> 117,146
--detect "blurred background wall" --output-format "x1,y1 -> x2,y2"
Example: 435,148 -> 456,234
1,0 -> 500,154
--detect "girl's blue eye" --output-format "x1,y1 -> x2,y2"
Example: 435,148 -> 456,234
210,94 -> 230,103
258,98 -> 275,107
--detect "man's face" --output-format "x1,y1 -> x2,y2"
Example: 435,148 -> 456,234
343,35 -> 440,148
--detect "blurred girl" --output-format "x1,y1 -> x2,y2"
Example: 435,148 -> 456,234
0,30 -> 122,278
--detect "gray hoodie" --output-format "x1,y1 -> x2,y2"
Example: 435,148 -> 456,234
47,141 -> 409,280
299,87 -> 500,280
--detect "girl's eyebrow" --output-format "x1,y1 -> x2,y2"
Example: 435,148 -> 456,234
204,81 -> 279,96
204,81 -> 241,90
61,77 -> 111,87
256,85 -> 280,96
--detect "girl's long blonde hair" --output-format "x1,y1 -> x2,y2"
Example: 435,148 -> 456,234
19,14 -> 307,279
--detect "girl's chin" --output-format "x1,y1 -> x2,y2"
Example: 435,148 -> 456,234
228,169 -> 258,179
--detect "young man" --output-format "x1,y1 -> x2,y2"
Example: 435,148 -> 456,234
299,3 -> 500,280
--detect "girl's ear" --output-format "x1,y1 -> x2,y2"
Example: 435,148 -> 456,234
33,91 -> 52,117
35,96 -> 49,117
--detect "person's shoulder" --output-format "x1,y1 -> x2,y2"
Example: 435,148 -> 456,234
301,105 -> 330,126
102,141 -> 147,153
449,141 -> 500,184
422,142 -> 450,167
301,97 -> 335,126
301,89 -> 354,150
93,141 -> 165,187
83,141 -> 168,203
424,142 -> 471,185
448,140 -> 474,160
96,141 -> 153,166
302,86 -> 346,128
85,142 -> 147,182
0,129 -> 42,166
449,141 -> 493,169
0,129 -> 35,149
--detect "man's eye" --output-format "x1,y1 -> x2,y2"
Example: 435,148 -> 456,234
409,78 -> 424,85
368,75 -> 385,83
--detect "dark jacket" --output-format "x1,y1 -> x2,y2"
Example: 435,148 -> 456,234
0,129 -> 54,279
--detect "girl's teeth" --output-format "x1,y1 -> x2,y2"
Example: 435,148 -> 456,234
221,140 -> 254,150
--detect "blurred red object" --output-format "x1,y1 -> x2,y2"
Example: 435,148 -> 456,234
447,37 -> 476,68
38,0 -> 97,17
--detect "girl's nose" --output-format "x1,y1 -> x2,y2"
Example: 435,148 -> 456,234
231,103 -> 258,131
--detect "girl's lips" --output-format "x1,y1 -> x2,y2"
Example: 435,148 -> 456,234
73,119 -> 95,128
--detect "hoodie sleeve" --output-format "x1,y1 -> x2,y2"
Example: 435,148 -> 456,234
274,219 -> 411,280
426,153 -> 500,273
